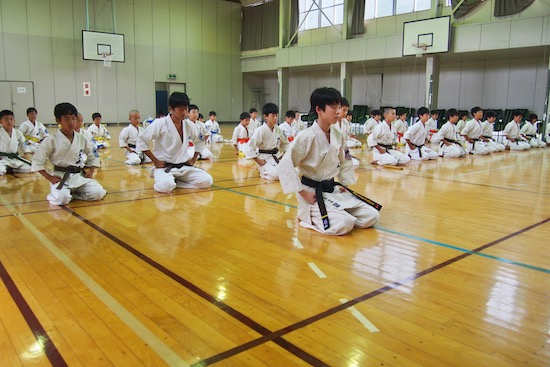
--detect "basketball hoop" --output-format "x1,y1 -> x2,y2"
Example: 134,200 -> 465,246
411,43 -> 428,58
101,52 -> 114,67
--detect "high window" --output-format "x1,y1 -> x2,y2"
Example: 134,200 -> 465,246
364,0 -> 431,19
299,0 -> 345,31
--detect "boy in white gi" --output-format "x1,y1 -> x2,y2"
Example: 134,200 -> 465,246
280,110 -> 297,143
426,110 -> 439,143
32,103 -> 106,206
187,105 -> 213,160
481,110 -> 505,152
137,92 -> 213,193
76,113 -> 93,142
248,108 -> 261,136
119,110 -> 151,165
340,99 -> 362,148
520,114 -> 545,148
503,110 -> 531,151
246,103 -> 289,181
404,107 -> 438,160
368,107 -> 410,166
362,110 -> 381,135
294,111 -> 306,134
205,111 -> 223,143
456,112 -> 468,143
278,87 -> 381,236
232,112 -> 251,155
19,107 -> 49,154
461,107 -> 490,155
433,109 -> 466,158
88,112 -> 111,149
393,111 -> 408,145
0,110 -> 32,175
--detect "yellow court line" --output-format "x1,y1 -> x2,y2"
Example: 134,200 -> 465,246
0,196 -> 189,367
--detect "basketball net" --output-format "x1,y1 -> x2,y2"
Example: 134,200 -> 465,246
101,52 -> 114,68
412,43 -> 428,58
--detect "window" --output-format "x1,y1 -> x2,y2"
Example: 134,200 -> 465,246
299,0 -> 344,30
364,0 -> 431,20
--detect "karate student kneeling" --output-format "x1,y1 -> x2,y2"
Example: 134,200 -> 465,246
367,107 -> 410,166
278,87 -> 381,236
32,103 -> 106,206
137,92 -> 213,193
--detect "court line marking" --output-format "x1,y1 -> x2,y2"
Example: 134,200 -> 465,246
0,260 -> 68,367
286,220 -> 293,228
285,205 -> 290,213
339,298 -> 379,332
0,196 -> 189,367
64,207 -> 330,367
215,185 -> 550,274
195,216 -> 550,365
292,238 -> 304,249
308,262 -> 327,279
448,164 -> 516,178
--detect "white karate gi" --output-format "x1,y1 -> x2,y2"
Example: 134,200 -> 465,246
280,121 -> 297,143
32,131 -> 106,205
189,119 -> 213,160
88,124 -> 111,148
137,115 -> 213,193
393,118 -> 408,144
403,121 -> 438,160
248,118 -> 261,136
246,122 -> 289,180
480,120 -> 505,152
341,118 -> 362,148
18,120 -> 49,153
277,122 -> 380,236
426,118 -> 438,142
119,124 -> 152,165
333,121 -> 359,168
0,127 -> 32,175
434,122 -> 466,158
231,123 -> 251,153
520,122 -> 545,148
461,119 -> 489,155
205,119 -> 223,143
362,117 -> 379,135
293,118 -> 306,134
503,121 -> 531,150
367,121 -> 410,166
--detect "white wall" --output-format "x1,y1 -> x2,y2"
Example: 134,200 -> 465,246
0,0 -> 242,124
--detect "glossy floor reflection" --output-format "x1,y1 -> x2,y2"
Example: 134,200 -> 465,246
0,125 -> 548,366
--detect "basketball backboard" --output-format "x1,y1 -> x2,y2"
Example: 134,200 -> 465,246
82,30 -> 125,63
402,16 -> 451,57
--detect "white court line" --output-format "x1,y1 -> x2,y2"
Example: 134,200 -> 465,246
308,262 -> 327,278
285,205 -> 290,212
0,197 -> 189,367
287,194 -> 293,199
286,220 -> 293,228
449,164 -> 515,179
292,238 -> 304,249
339,298 -> 379,333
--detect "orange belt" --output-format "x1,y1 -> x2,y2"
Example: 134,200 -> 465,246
429,130 -> 438,133
397,132 -> 404,138
288,136 -> 294,142
237,138 -> 250,144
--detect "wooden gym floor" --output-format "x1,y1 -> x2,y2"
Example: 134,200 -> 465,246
0,125 -> 549,366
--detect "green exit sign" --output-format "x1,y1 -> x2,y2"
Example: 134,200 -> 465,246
167,74 -> 177,80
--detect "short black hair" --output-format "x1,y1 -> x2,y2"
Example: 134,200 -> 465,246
92,112 -> 102,120
262,103 -> 279,116
417,107 -> 429,116
485,110 -> 497,119
430,109 -> 439,115
249,108 -> 257,113
285,110 -> 295,118
27,107 -> 37,115
370,109 -> 381,117
459,111 -> 469,119
168,92 -> 190,109
446,108 -> 458,119
55,103 -> 78,119
189,104 -> 199,111
209,111 -> 216,116
341,97 -> 350,107
240,112 -> 251,120
528,113 -> 538,121
198,113 -> 204,119
0,110 -> 14,119
471,106 -> 482,115
310,87 -> 341,114
512,109 -> 524,118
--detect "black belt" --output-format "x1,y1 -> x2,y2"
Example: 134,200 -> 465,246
165,162 -> 191,173
526,135 -> 535,138
412,144 -> 424,157
0,152 -> 31,165
127,144 -> 145,162
259,148 -> 280,163
440,138 -> 460,147
380,144 -> 393,151
301,176 -> 382,230
53,165 -> 84,190
471,138 -> 479,149
128,144 -> 136,148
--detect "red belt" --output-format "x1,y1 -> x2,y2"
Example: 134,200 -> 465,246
237,138 -> 250,144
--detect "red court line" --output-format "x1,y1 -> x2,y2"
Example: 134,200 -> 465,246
0,261 -> 68,367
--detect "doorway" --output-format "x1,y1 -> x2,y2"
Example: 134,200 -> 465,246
155,82 -> 186,117
0,81 -> 35,125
